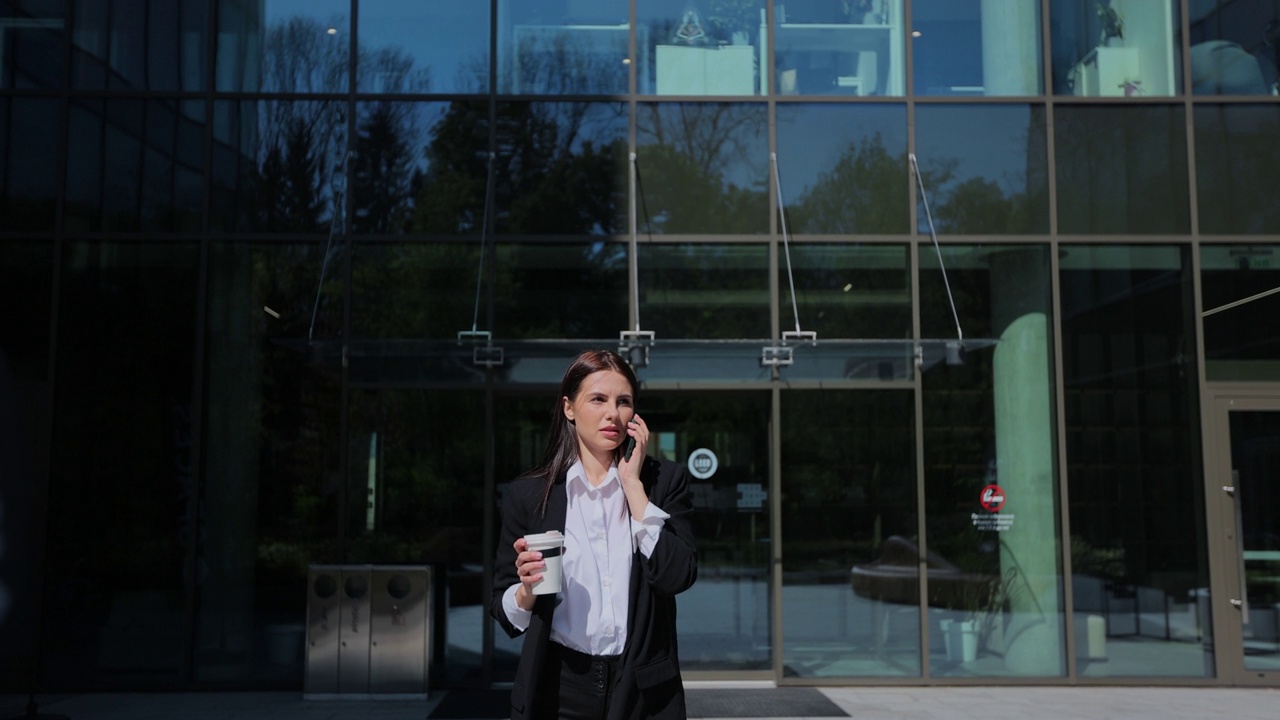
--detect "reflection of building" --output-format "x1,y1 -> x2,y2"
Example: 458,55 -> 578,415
2,0 -> 1280,696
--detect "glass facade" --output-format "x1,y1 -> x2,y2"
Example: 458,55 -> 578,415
2,0 -> 1279,693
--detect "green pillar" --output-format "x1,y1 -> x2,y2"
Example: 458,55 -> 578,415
993,310 -> 1062,675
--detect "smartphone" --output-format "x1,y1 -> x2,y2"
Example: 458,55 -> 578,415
623,420 -> 637,461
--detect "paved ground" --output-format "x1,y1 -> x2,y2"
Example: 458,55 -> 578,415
3,684 -> 1279,720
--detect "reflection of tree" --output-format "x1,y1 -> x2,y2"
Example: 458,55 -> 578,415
410,101 -> 490,235
262,16 -> 347,93
935,176 -> 1030,234
636,103 -> 769,234
411,101 -> 626,235
252,116 -> 330,233
352,102 -> 418,234
787,134 -> 910,234
512,28 -> 628,94
254,16 -> 350,230
359,45 -> 431,94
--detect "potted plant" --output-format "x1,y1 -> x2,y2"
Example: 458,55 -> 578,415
843,1 -> 880,24
707,0 -> 759,45
1096,2 -> 1124,47
944,574 -> 1000,662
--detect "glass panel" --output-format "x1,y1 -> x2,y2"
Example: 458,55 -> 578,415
1201,244 -> 1280,381
775,103 -> 908,235
350,101 -> 442,235
639,244 -> 769,339
1,97 -> 59,231
640,0 -> 765,95
782,389 -> 918,677
921,244 -> 1064,678
495,243 -> 629,338
351,242 -> 481,340
494,101 -> 629,235
195,241 -> 341,685
1189,0 -> 1280,96
1054,105 -> 1190,234
0,0 -> 65,89
783,243 -> 910,340
653,391 -> 773,671
1059,244 -> 1212,677
635,102 -> 769,234
1229,411 -> 1280,671
912,0 -> 1041,96
496,0 -> 630,94
914,104 -> 1049,235
351,100 -> 487,236
632,340 -> 776,382
1051,0 -> 1182,97
0,241 -> 53,682
210,99 -> 348,234
64,99 -> 206,234
351,241 -> 628,340
357,0 -> 488,94
216,0 -> 350,93
43,242 -> 200,687
1194,104 -> 1280,235
773,0 -> 904,96
346,389 -> 485,685
71,0 -> 208,91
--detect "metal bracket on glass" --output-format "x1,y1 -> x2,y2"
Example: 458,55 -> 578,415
913,344 -> 925,369
761,331 -> 816,367
619,330 -> 655,368
761,345 -> 794,367
457,330 -> 504,367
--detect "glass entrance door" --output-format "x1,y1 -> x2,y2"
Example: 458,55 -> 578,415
1209,396 -> 1280,684
643,390 -> 774,674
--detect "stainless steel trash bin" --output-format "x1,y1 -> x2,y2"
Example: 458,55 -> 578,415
304,565 -> 342,694
305,564 -> 432,698
370,566 -> 432,694
338,568 -> 372,693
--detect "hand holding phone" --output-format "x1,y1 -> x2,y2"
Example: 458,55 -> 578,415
623,419 -> 637,461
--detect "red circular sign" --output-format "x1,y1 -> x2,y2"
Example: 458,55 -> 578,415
979,484 -> 1006,513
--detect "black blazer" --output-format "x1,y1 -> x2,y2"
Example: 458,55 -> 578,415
491,456 -> 698,720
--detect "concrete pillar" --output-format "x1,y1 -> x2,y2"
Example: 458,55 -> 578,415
990,248 -> 1062,675
981,0 -> 1040,95
993,311 -> 1063,674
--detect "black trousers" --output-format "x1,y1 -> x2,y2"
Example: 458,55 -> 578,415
533,642 -> 623,720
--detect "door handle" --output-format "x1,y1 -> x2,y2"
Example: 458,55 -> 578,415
1227,474 -> 1249,624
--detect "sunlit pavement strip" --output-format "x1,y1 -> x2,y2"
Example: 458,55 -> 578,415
4,686 -> 1280,720
817,686 -> 1280,720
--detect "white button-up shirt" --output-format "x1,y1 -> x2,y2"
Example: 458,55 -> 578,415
503,460 -> 669,656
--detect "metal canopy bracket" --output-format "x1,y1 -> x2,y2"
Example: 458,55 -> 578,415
762,330 -> 817,367
619,330 -> 655,368
761,346 -> 794,367
457,330 -> 504,367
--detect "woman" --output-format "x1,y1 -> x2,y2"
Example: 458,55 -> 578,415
491,349 -> 697,720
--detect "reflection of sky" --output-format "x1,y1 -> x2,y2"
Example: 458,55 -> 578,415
359,1 -> 490,93
264,0 -> 349,27
914,104 -> 1035,196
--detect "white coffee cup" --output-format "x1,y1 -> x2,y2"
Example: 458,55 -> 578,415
524,531 -> 565,595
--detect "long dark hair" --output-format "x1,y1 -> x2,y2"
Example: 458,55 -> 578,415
524,349 -> 639,516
